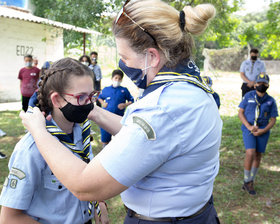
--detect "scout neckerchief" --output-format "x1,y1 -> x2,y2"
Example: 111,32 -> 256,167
46,119 -> 101,217
142,59 -> 214,98
254,94 -> 260,126
46,119 -> 91,161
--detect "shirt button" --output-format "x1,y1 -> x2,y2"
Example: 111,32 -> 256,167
84,210 -> 86,214
58,185 -> 62,189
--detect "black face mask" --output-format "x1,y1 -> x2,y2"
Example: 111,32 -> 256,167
60,102 -> 93,123
251,56 -> 257,61
256,84 -> 268,93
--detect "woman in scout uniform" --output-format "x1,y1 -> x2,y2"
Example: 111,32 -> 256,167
238,73 -> 278,195
20,1 -> 222,223
0,58 -> 109,224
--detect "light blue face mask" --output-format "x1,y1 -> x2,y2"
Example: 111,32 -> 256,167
118,53 -> 151,89
25,62 -> 32,67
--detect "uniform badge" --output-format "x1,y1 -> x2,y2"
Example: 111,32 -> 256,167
10,167 -> 26,180
133,116 -> 156,140
264,112 -> 267,117
10,179 -> 18,189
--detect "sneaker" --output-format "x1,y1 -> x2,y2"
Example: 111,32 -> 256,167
0,152 -> 7,159
242,181 -> 256,195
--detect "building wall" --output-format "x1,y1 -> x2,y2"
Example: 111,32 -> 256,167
0,17 -> 64,102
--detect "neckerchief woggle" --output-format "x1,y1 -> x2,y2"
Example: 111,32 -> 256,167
141,59 -> 214,98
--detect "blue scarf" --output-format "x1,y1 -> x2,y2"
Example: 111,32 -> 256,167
142,59 -> 213,98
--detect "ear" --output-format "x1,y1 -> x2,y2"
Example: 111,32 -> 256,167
147,48 -> 161,67
50,92 -> 64,108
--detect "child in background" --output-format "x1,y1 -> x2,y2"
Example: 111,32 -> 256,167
0,58 -> 108,224
202,76 -> 220,109
18,55 -> 40,112
98,69 -> 134,147
238,73 -> 278,195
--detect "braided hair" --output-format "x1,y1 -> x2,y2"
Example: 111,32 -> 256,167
37,58 -> 94,114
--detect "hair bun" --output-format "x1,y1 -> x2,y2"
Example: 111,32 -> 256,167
183,4 -> 216,35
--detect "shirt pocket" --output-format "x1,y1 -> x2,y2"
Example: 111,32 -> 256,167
43,172 -> 66,192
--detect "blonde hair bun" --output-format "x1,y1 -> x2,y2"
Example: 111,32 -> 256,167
183,4 -> 216,35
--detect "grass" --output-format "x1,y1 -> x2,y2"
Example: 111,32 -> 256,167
0,72 -> 280,223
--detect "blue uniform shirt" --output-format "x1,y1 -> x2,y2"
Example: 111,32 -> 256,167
240,59 -> 266,82
98,85 -> 134,116
239,90 -> 278,129
97,81 -> 222,218
0,121 -> 94,224
89,64 -> 102,81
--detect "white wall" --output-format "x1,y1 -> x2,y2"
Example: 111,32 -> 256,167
0,17 -> 64,102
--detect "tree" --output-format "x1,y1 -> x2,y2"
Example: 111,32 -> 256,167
262,1 -> 280,59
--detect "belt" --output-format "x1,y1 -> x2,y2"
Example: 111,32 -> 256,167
124,197 -> 211,222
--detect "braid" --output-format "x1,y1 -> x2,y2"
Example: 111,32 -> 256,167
37,69 -> 57,114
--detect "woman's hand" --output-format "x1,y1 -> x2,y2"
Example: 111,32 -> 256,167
19,107 -> 47,135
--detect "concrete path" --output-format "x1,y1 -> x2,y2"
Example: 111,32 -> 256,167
0,102 -> 21,111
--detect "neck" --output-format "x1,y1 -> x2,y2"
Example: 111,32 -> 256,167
256,90 -> 265,97
52,109 -> 74,134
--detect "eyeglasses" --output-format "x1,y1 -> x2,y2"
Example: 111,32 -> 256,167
62,91 -> 100,106
115,0 -> 157,46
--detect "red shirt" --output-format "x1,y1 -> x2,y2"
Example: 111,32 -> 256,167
18,67 -> 40,97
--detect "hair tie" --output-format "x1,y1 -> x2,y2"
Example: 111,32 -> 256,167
179,10 -> 186,32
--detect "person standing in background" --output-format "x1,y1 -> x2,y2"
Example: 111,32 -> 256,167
79,55 -> 92,67
90,52 -> 102,107
33,57 -> 39,67
240,48 -> 266,97
18,55 -> 40,112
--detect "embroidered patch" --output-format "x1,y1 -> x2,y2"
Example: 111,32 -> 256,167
10,167 -> 26,180
133,116 -> 156,140
3,177 -> 9,187
264,112 -> 268,117
10,179 -> 17,189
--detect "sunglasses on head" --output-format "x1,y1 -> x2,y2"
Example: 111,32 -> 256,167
115,0 -> 157,46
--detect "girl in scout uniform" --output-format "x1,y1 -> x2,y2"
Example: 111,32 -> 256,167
238,73 -> 278,195
20,1 -> 222,223
0,58 -> 108,224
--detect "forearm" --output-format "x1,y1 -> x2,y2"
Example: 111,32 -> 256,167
30,127 -> 126,201
238,109 -> 251,129
262,118 -> 276,133
88,105 -> 122,135
31,128 -> 88,195
0,207 -> 40,224
240,72 -> 250,83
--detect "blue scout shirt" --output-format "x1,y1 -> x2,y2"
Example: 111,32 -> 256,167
240,59 -> 266,82
239,90 -> 278,129
98,85 -> 134,116
89,64 -> 102,81
0,121 -> 94,224
97,81 -> 222,218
